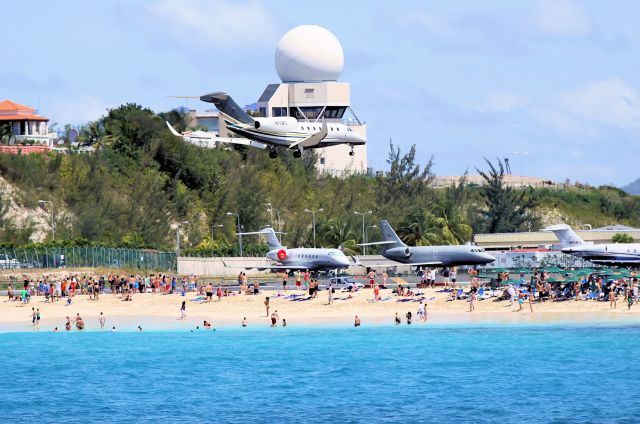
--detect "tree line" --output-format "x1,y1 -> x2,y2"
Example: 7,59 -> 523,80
0,104 -> 639,254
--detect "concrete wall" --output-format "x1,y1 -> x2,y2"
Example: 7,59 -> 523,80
178,255 -> 415,277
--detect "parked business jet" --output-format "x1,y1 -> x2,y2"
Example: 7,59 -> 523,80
167,92 -> 366,158
359,220 -> 496,267
545,224 -> 640,266
223,227 -> 351,272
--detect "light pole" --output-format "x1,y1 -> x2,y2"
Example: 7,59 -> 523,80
38,200 -> 55,240
176,221 -> 189,256
266,203 -> 274,229
226,212 -> 243,256
354,210 -> 372,255
514,151 -> 528,186
304,208 -> 323,248
210,223 -> 223,242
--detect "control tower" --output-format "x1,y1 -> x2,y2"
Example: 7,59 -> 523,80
256,25 -> 367,174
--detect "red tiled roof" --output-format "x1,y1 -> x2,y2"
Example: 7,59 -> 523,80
0,100 -> 35,112
0,114 -> 48,122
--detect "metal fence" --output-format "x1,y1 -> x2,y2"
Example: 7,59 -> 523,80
0,247 -> 176,271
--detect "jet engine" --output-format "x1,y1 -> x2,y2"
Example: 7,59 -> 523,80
254,117 -> 298,133
385,247 -> 412,259
277,249 -> 287,261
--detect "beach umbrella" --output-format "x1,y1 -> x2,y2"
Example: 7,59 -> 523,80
500,278 -> 521,285
490,268 -> 510,273
542,266 -> 564,273
514,268 -> 531,274
475,273 -> 490,279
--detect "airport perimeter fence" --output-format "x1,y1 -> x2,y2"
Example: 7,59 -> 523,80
0,247 -> 176,271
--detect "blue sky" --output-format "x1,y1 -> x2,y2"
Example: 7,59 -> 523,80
2,0 -> 640,186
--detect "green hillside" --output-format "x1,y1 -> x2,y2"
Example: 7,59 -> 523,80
1,104 -> 639,253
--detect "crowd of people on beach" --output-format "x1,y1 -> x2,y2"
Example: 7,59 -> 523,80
5,265 -> 640,333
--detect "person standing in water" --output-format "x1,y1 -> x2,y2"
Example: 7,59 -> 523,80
270,310 -> 279,327
354,315 -> 361,327
180,301 -> 186,319
405,311 -> 412,325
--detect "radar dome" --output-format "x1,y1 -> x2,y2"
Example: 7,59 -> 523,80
275,25 -> 344,83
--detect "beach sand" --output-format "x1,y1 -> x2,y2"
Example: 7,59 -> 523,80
2,286 -> 639,332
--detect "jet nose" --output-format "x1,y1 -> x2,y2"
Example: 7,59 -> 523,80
337,256 -> 350,267
481,253 -> 496,264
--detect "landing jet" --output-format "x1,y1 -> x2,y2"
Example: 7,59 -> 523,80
167,92 -> 366,158
223,227 -> 351,272
545,224 -> 640,266
359,220 -> 496,267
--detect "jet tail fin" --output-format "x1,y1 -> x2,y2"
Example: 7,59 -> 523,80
544,224 -> 585,247
200,92 -> 255,125
237,227 -> 282,250
379,220 -> 406,250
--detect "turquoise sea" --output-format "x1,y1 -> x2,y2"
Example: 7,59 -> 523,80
1,323 -> 639,423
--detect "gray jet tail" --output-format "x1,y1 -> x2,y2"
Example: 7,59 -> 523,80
200,92 -> 255,125
379,220 -> 407,250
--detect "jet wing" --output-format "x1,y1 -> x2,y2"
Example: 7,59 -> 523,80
289,121 -> 328,149
166,121 -> 266,149
221,260 -> 309,271
355,260 -> 443,268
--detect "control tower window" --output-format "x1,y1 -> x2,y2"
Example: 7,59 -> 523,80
259,107 -> 267,117
290,107 -> 324,120
272,107 -> 287,117
323,106 -> 346,119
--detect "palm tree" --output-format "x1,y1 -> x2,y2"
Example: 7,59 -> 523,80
397,210 -> 443,246
320,218 -> 358,254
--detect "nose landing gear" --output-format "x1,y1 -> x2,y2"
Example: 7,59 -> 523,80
293,150 -> 302,158
348,145 -> 355,156
269,149 -> 278,159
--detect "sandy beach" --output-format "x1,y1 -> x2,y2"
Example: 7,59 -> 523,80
2,285 -> 639,332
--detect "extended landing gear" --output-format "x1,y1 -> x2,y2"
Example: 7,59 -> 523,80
293,150 -> 302,158
269,149 -> 278,159
348,145 -> 355,156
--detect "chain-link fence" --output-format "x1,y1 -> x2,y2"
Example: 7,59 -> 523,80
0,247 -> 176,271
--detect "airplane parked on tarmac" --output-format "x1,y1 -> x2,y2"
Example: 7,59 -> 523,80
222,227 -> 352,272
167,92 -> 366,159
545,223 -> 640,266
358,220 -> 496,268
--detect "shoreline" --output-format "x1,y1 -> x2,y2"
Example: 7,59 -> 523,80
1,287 -> 639,333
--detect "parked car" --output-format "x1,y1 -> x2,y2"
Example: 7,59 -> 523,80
328,276 -> 364,291
0,254 -> 20,269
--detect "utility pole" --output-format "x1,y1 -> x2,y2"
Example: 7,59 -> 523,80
226,212 -> 243,256
304,208 -> 323,248
354,210 -> 372,255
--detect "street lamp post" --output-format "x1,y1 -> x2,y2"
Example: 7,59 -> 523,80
176,221 -> 189,256
226,212 -> 243,256
210,223 -> 223,242
266,203 -> 274,229
38,200 -> 55,240
354,210 -> 373,255
514,151 -> 528,185
304,208 -> 323,248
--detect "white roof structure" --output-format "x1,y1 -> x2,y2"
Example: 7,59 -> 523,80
275,25 -> 344,83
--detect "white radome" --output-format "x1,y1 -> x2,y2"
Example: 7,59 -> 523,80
275,25 -> 344,83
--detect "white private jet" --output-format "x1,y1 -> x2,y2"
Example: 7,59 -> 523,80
223,227 -> 352,272
545,223 -> 640,266
167,92 -> 366,159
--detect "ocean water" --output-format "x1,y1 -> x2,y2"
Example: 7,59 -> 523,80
1,324 -> 639,423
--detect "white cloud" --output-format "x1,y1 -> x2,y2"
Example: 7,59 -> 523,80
478,90 -> 529,112
49,96 -> 111,125
556,78 -> 640,130
149,0 -> 277,49
529,0 -> 593,38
